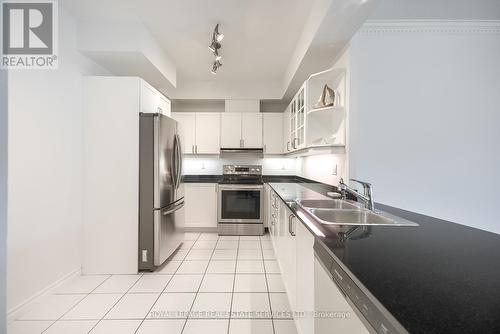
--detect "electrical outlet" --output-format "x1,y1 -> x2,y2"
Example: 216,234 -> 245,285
332,164 -> 338,176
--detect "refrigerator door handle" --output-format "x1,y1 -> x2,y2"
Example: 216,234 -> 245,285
162,199 -> 185,216
175,134 -> 183,189
172,134 -> 180,189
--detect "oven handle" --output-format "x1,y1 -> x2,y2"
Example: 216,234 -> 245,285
218,184 -> 264,190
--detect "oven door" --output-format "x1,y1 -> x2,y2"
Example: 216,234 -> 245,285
218,184 -> 263,223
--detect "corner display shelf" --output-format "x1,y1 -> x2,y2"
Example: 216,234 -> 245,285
305,67 -> 347,148
283,66 -> 347,156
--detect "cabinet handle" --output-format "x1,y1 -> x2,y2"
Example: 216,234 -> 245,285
288,214 -> 296,236
286,141 -> 290,151
192,145 -> 195,154
264,144 -> 266,153
293,138 -> 298,149
195,145 -> 198,154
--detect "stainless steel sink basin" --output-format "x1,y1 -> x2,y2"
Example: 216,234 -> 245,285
297,199 -> 360,210
310,209 -> 419,227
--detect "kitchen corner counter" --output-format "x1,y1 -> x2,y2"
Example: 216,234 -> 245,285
267,182 -> 500,334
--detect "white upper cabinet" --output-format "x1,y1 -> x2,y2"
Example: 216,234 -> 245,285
172,112 -> 220,154
140,81 -> 171,116
263,113 -> 283,154
195,113 -> 220,154
220,113 -> 242,148
242,113 -> 263,148
221,112 -> 263,148
283,106 -> 292,153
172,112 -> 196,153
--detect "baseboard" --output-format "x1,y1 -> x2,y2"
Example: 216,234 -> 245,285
7,267 -> 81,323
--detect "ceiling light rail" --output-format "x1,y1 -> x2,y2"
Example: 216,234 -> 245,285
209,23 -> 224,74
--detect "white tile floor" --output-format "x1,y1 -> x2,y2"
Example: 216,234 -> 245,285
9,233 -> 297,334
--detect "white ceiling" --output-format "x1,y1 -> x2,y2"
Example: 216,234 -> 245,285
61,0 -> 315,88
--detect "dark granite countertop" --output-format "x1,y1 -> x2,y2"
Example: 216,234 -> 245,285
268,182 -> 500,334
182,174 -> 336,186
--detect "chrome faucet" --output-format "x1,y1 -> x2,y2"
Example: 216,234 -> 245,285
338,178 -> 375,211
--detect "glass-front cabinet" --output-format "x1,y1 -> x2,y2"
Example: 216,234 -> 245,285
287,83 -> 306,152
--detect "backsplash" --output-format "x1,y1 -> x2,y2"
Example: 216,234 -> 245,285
182,156 -> 297,175
182,153 -> 347,187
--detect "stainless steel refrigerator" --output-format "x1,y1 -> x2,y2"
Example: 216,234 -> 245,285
139,113 -> 184,271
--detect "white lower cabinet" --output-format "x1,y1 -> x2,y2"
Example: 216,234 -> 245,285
270,189 -> 368,334
314,258 -> 369,334
183,183 -> 217,229
296,221 -> 315,334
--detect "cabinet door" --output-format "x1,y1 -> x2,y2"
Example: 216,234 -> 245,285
314,258 -> 369,334
263,113 -> 283,154
241,113 -> 263,148
195,113 -> 220,154
220,113 -> 242,148
158,95 -> 171,117
283,106 -> 292,152
184,184 -> 217,228
295,87 -> 306,149
284,212 -> 297,310
296,221 -> 315,334
140,81 -> 159,114
171,112 -> 196,154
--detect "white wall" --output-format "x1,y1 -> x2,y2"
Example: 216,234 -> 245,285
7,7 -> 109,312
296,153 -> 346,186
349,21 -> 500,234
0,68 -> 8,332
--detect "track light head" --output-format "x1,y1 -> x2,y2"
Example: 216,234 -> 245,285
214,49 -> 222,62
208,40 -> 221,53
214,23 -> 224,42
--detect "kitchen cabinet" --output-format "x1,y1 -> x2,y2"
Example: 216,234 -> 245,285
172,112 -> 196,153
242,113 -> 263,148
140,81 -> 171,116
287,84 -> 306,151
172,112 -> 220,154
314,258 -> 369,334
195,113 -> 220,154
296,220 -> 315,334
184,183 -> 217,229
263,113 -> 283,154
220,112 -> 263,148
269,186 -> 364,334
220,113 -> 242,148
283,106 -> 292,153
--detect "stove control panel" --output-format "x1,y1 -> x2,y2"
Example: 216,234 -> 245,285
223,165 -> 262,176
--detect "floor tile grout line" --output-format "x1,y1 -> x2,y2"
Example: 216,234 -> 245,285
87,271 -> 148,333
226,235 -> 240,334
39,273 -> 126,333
133,232 -> 202,334
179,233 -> 220,334
260,234 -> 277,334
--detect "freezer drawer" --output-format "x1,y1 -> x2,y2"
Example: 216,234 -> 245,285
139,198 -> 184,271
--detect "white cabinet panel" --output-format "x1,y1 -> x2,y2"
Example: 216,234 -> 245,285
283,107 -> 292,153
158,95 -> 171,117
296,221 -> 315,334
220,113 -> 242,148
140,81 -> 170,116
263,113 -> 283,154
242,113 -> 263,148
172,112 -> 196,154
184,183 -> 217,228
195,113 -> 220,154
314,258 -> 369,334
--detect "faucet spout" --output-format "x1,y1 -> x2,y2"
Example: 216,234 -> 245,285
338,178 -> 375,210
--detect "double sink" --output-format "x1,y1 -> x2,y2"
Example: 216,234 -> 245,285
296,199 -> 419,227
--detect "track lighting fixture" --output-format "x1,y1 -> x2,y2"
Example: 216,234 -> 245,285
214,23 -> 224,42
209,24 -> 224,74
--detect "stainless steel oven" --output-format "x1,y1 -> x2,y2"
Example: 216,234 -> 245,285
217,165 -> 264,235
